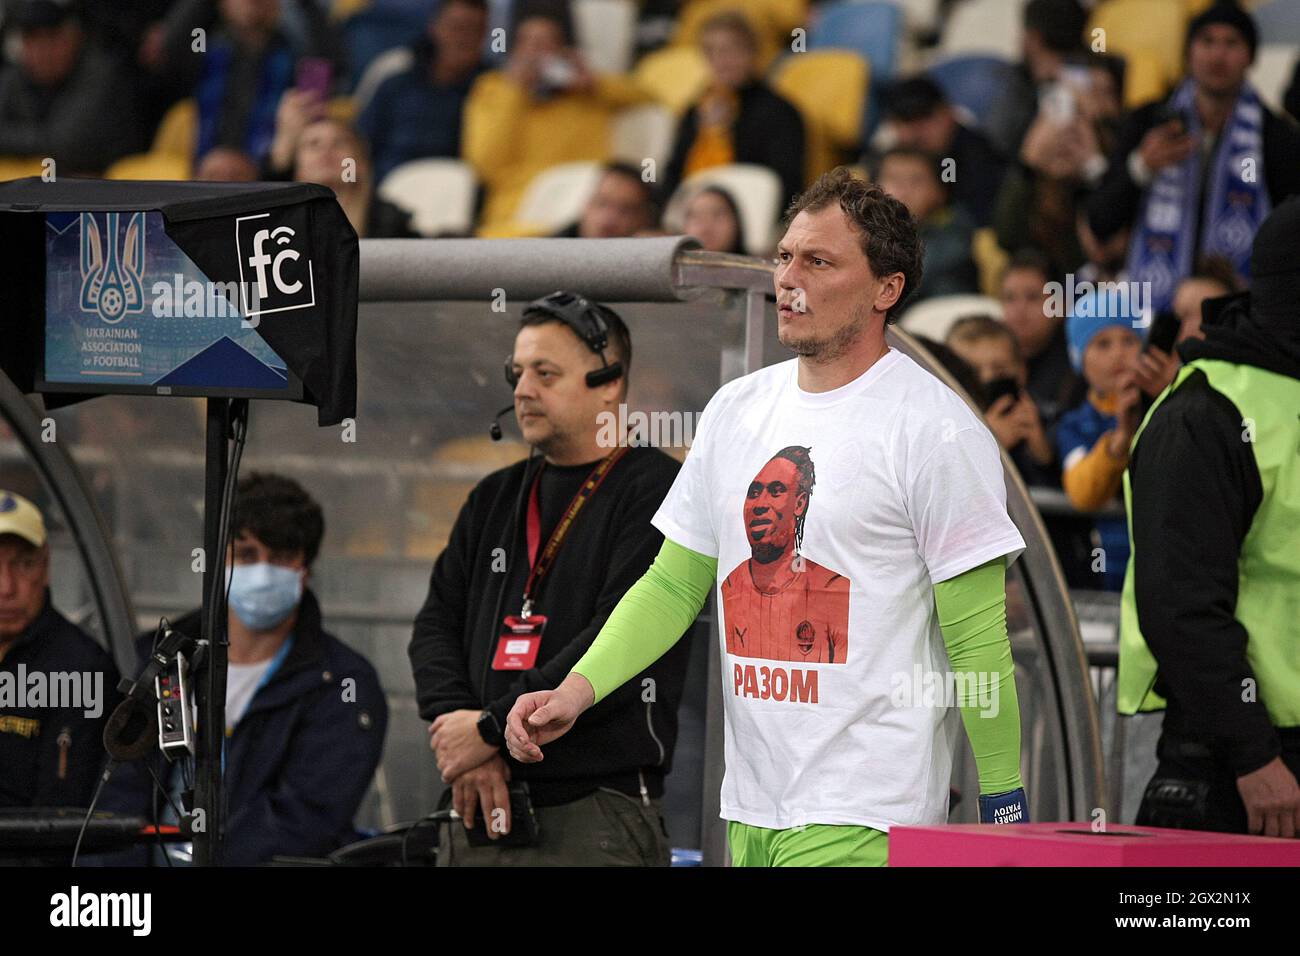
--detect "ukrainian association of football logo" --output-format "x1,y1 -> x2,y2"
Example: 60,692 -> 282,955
79,211 -> 146,324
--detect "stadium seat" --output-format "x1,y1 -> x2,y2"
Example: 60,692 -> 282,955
512,161 -> 606,235
668,163 -> 785,255
771,50 -> 869,184
971,228 -> 1010,299
104,153 -> 192,181
1252,0 -> 1300,44
0,157 -> 47,181
928,54 -> 1017,128
884,0 -> 942,35
152,98 -> 198,158
937,0 -> 1026,61
1088,0 -> 1188,91
610,104 -> 678,169
671,0 -> 800,72
1250,44 -> 1298,115
573,0 -> 638,75
809,1 -> 903,134
1120,49 -> 1169,109
899,293 -> 1003,341
377,158 -> 479,236
351,46 -> 416,115
809,1 -> 902,82
633,45 -> 711,115
341,6 -> 429,92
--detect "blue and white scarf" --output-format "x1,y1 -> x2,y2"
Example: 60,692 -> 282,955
1126,79 -> 1270,313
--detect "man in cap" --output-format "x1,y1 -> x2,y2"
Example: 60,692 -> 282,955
0,489 -> 121,809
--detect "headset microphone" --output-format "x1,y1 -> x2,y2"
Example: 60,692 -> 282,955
489,404 -> 515,441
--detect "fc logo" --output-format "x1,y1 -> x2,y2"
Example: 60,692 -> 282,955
236,212 -> 316,317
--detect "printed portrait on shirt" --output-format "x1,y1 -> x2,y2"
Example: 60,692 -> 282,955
721,445 -> 851,663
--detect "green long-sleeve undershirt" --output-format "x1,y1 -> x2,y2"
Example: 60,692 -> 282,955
571,539 -> 1023,795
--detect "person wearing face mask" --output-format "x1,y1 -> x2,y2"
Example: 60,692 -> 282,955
99,473 -> 387,865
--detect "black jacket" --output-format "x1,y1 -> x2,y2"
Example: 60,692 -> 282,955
948,122 -> 1009,229
661,81 -> 806,212
1087,96 -> 1300,243
100,589 -> 388,865
0,42 -> 147,174
0,593 -> 121,808
409,445 -> 689,807
1129,278 -> 1300,774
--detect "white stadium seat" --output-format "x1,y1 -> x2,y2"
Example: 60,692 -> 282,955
666,164 -> 785,256
378,158 -> 479,237
899,293 -> 1004,342
573,0 -> 638,75
938,0 -> 1027,61
514,161 -> 606,234
610,104 -> 678,170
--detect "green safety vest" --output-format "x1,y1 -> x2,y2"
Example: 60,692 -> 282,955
1118,358 -> 1300,723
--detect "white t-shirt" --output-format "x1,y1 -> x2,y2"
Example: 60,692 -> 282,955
651,349 -> 1026,832
225,659 -> 273,730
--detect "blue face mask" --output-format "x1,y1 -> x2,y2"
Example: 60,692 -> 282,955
226,562 -> 303,631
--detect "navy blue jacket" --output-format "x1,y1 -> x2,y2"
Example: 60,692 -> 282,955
100,589 -> 387,865
0,592 -> 121,808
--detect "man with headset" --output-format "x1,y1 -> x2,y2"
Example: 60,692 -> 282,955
408,291 -> 688,865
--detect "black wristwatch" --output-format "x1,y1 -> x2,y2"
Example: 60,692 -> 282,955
476,709 -> 504,747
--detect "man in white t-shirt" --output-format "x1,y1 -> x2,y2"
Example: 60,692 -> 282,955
504,166 -> 1032,865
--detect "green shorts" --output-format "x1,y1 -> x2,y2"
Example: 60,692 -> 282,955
727,820 -> 889,867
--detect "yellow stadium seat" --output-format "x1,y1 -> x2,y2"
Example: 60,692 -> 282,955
1122,49 -> 1170,108
672,0 -> 808,72
152,98 -> 198,158
104,153 -> 192,181
771,50 -> 868,185
330,0 -> 371,19
327,95 -> 357,124
972,228 -> 1010,299
0,157 -> 48,181
633,45 -> 711,114
1089,0 -> 1188,89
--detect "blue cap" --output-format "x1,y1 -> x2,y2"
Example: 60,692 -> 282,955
1066,287 -> 1141,372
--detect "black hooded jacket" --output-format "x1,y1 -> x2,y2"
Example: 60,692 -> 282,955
1127,196 -> 1300,774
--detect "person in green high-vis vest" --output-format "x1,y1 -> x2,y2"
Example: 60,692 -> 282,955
1120,196 -> 1300,839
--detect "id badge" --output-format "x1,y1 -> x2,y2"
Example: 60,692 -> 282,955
493,614 -> 547,670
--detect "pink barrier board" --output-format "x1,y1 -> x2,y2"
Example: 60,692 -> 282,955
888,823 -> 1300,866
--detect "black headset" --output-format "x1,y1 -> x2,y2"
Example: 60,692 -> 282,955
504,291 -> 625,390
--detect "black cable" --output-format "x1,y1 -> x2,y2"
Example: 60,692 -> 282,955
71,759 -> 115,867
144,761 -> 181,867
196,400 -> 247,864
206,402 -> 248,645
148,767 -> 167,867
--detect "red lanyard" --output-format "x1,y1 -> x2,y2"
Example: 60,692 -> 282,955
520,446 -> 629,618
